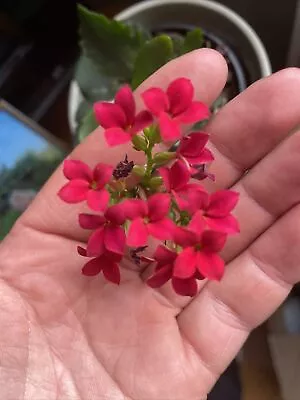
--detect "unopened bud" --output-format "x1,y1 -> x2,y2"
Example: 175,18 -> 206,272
148,176 -> 163,189
132,135 -> 147,151
132,165 -> 146,177
153,151 -> 175,165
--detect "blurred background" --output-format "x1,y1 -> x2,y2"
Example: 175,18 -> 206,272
1,1 -> 300,399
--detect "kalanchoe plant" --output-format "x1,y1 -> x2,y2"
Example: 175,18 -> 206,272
75,5 -> 206,142
59,77 -> 240,297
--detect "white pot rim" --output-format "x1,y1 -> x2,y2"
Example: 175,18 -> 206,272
116,0 -> 271,77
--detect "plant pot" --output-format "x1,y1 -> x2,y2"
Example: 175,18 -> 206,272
68,0 -> 271,134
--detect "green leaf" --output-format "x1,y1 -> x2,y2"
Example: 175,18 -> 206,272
182,28 -> 204,54
76,108 -> 98,143
131,35 -> 174,89
75,56 -> 120,103
78,4 -> 149,82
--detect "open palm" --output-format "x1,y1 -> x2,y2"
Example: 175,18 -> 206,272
1,49 -> 300,400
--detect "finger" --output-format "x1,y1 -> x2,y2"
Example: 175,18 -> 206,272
204,68 -> 300,192
223,129 -> 300,261
20,49 -> 228,241
177,205 -> 299,393
146,128 -> 300,310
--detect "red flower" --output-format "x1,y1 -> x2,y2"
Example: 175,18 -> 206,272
146,245 -> 199,297
142,78 -> 210,142
187,190 -> 240,234
177,132 -> 214,165
174,218 -> 227,281
159,159 -> 207,210
58,160 -> 113,211
78,246 -> 121,284
79,202 -> 128,257
94,85 -> 153,146
125,193 -> 175,247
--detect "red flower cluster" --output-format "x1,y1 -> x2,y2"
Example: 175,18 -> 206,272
58,78 -> 240,297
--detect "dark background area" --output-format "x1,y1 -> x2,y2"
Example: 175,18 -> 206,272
0,0 -> 298,146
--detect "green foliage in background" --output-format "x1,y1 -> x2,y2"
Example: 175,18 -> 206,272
75,4 -> 205,142
0,148 -> 63,239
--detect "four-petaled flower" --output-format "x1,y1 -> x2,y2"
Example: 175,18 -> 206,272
78,246 -> 121,284
177,132 -> 214,165
94,85 -> 153,146
159,159 -> 207,210
147,245 -> 201,297
174,217 -> 228,281
58,160 -> 113,211
187,190 -> 240,234
125,193 -> 175,247
79,202 -> 128,257
142,78 -> 210,142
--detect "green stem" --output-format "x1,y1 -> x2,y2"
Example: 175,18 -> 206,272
145,144 -> 154,178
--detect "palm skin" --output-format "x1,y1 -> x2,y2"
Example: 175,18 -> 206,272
1,49 -> 300,400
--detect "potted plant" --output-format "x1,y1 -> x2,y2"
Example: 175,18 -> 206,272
70,0 -> 271,142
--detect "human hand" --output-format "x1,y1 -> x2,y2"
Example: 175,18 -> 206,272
1,49 -> 300,400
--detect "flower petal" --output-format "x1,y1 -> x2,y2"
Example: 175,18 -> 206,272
101,257 -> 121,285
115,84 -> 135,125
158,167 -> 171,192
58,180 -> 89,203
141,87 -> 169,116
77,246 -> 87,257
93,163 -> 113,187
188,211 -> 205,237
172,190 -> 189,211
131,110 -> 153,134
86,227 -> 105,257
182,187 -> 209,214
147,264 -> 173,288
177,132 -> 209,157
87,189 -> 110,211
186,148 -> 214,164
173,247 -> 197,279
167,78 -> 194,116
147,218 -> 174,241
205,215 -> 240,234
159,112 -> 181,142
170,159 -> 190,191
196,252 -> 225,281
82,258 -> 102,276
79,213 -> 106,229
121,199 -> 147,220
104,127 -> 132,147
201,230 -> 227,252
207,190 -> 240,217
94,102 -> 126,129
172,277 -> 198,297
105,202 -> 127,225
173,227 -> 197,247
63,159 -> 92,181
147,193 -> 170,222
104,224 -> 126,255
127,218 -> 148,247
154,245 -> 177,265
177,101 -> 210,124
